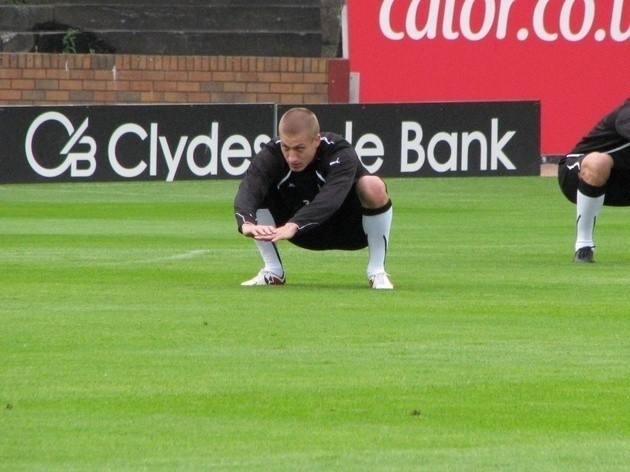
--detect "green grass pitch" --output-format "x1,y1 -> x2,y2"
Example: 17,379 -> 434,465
1,177 -> 628,470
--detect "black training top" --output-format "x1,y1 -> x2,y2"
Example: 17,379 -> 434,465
234,132 -> 368,234
570,98 -> 630,155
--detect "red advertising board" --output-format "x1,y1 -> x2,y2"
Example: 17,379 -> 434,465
347,0 -> 629,155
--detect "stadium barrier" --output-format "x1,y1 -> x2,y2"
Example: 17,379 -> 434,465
0,101 -> 539,184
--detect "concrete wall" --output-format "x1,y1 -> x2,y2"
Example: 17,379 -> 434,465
0,1 -> 328,57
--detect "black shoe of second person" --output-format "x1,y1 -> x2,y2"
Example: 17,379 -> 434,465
573,246 -> 594,263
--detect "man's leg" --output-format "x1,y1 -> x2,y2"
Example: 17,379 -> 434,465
241,209 -> 285,285
356,175 -> 394,289
574,152 -> 612,262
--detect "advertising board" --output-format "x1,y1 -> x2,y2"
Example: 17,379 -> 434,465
0,104 -> 275,184
347,0 -> 629,155
280,101 -> 540,177
1,101 -> 538,183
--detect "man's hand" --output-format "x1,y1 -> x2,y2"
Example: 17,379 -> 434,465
241,223 -> 277,239
241,222 -> 298,242
269,223 -> 298,242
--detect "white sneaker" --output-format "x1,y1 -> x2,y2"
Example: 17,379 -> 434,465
369,272 -> 394,290
241,269 -> 285,286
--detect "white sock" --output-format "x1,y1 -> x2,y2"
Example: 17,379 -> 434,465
362,206 -> 392,278
254,240 -> 283,276
254,209 -> 283,276
575,190 -> 604,252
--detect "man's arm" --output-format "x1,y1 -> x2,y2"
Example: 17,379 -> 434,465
286,146 -> 358,231
234,143 -> 279,233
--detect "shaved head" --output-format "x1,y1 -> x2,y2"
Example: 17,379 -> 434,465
276,108 -> 321,172
278,107 -> 320,138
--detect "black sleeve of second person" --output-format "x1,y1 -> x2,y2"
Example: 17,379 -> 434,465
616,98 -> 630,140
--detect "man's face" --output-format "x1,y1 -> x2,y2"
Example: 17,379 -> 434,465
279,132 -> 320,172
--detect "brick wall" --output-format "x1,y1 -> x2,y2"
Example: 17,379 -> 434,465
0,53 -> 349,105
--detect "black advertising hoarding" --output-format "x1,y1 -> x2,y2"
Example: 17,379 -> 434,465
280,101 -> 540,177
0,102 -> 539,184
0,104 -> 276,184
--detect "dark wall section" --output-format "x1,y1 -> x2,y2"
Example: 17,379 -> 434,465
0,1 -> 333,57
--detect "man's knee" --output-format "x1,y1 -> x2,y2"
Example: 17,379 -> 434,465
356,175 -> 389,209
580,152 -> 613,186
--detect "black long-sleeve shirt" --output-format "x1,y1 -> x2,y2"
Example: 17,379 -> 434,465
570,98 -> 630,154
234,132 -> 367,234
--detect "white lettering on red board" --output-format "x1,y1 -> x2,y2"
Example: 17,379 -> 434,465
379,0 -> 629,42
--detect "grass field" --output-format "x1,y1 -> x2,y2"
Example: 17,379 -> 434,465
0,176 -> 628,471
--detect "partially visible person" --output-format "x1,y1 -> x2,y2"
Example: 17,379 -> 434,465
558,98 -> 630,262
234,107 -> 394,288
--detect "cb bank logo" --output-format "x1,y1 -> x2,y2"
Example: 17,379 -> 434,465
25,111 -> 97,178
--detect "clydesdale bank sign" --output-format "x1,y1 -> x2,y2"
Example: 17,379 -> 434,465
0,102 -> 539,184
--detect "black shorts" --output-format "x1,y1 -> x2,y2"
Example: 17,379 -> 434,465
264,185 -> 368,251
558,143 -> 630,206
